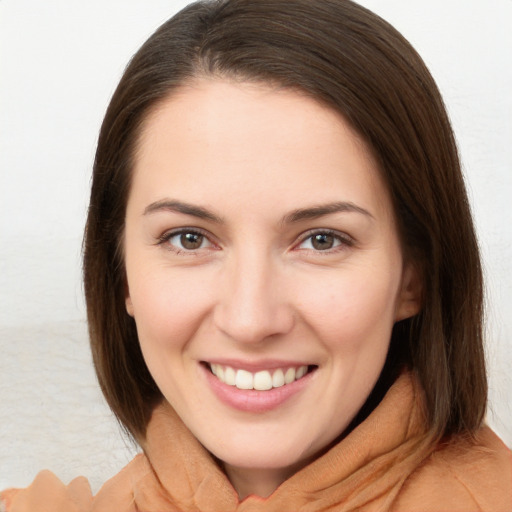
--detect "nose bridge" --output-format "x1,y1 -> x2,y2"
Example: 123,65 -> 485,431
214,246 -> 293,343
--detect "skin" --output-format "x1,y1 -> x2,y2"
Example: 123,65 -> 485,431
124,79 -> 421,499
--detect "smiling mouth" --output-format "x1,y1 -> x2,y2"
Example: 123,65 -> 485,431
207,363 -> 317,391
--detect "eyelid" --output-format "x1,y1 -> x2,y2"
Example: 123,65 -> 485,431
294,228 -> 354,251
157,227 -> 218,253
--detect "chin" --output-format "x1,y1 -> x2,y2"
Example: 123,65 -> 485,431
203,426 -> 324,473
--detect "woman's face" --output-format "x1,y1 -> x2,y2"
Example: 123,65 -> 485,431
124,79 -> 420,494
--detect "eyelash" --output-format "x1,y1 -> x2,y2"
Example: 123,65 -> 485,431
157,228 -> 215,255
295,229 -> 354,253
157,228 -> 354,255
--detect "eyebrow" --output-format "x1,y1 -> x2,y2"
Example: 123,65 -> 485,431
143,199 -> 373,224
282,201 -> 374,223
143,199 -> 223,223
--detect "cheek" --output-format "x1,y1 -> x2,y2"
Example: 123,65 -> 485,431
294,267 -> 400,348
128,268 -> 214,351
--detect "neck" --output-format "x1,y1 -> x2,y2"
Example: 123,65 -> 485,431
220,432 -> 345,500
222,464 -> 289,500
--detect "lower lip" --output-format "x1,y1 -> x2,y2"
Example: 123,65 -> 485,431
202,364 -> 315,413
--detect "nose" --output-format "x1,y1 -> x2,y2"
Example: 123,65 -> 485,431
213,250 -> 294,344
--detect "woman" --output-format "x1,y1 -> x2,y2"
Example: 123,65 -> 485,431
2,0 -> 510,510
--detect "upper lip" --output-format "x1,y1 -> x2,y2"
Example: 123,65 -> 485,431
202,358 -> 316,372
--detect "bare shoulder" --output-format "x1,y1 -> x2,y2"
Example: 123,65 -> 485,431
393,427 -> 512,511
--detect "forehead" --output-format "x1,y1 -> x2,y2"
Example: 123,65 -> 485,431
130,79 -> 392,220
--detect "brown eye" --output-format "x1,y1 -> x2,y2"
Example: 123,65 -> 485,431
162,230 -> 213,252
311,233 -> 335,250
297,231 -> 348,252
180,232 -> 204,250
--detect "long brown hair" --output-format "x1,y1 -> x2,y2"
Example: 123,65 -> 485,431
84,0 -> 486,441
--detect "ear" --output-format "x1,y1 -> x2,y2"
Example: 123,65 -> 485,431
395,262 -> 422,322
125,282 -> 135,317
126,295 -> 134,317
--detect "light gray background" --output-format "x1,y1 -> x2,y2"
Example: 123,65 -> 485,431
1,0 -> 511,493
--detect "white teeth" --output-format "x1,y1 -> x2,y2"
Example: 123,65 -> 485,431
253,371 -> 273,391
296,365 -> 307,379
235,369 -> 253,390
210,364 -> 310,390
284,367 -> 296,384
272,369 -> 285,388
224,366 -> 236,386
